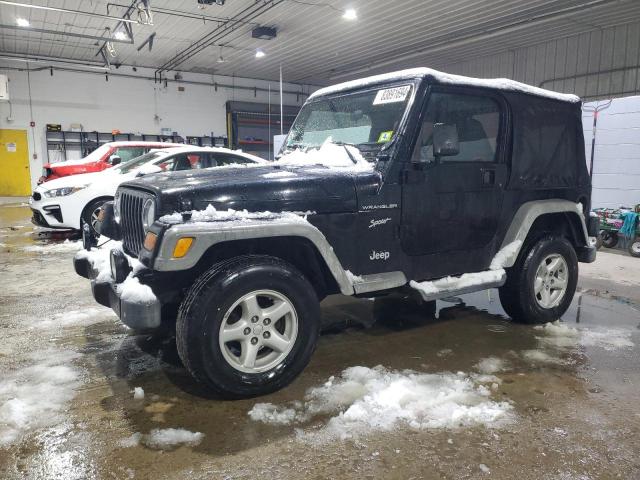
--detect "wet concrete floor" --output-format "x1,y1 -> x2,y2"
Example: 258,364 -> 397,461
1,201 -> 639,479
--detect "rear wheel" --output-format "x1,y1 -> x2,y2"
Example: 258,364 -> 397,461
629,238 -> 640,258
176,255 -> 320,398
499,236 -> 578,324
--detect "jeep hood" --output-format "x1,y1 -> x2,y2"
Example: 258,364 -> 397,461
119,164 -> 378,215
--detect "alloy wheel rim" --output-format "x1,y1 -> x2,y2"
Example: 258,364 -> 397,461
534,253 -> 569,309
218,289 -> 298,374
632,242 -> 640,254
90,207 -> 101,232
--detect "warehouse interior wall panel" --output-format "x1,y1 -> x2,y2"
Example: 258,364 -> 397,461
583,96 -> 640,209
0,66 -> 318,188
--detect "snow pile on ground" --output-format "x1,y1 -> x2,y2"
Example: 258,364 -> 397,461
119,428 -> 204,450
490,240 -> 523,270
33,306 -> 111,330
159,204 -> 312,225
133,387 -> 145,400
22,239 -> 83,253
474,357 -> 507,374
410,270 -> 504,297
0,349 -> 81,447
248,366 -> 512,439
521,349 -> 568,365
276,137 -> 373,172
534,321 -> 635,351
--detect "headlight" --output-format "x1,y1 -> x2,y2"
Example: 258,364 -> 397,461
43,185 -> 88,198
142,198 -> 156,231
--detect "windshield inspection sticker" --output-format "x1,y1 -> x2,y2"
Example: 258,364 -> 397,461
377,131 -> 393,143
373,85 -> 411,105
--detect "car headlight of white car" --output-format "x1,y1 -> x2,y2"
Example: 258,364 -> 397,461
43,185 -> 89,198
142,198 -> 155,231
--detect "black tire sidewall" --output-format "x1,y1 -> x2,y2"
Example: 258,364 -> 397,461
601,231 -> 618,248
81,198 -> 109,235
518,237 -> 578,323
186,258 -> 320,397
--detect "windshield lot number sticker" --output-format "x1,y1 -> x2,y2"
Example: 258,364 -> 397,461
373,86 -> 411,105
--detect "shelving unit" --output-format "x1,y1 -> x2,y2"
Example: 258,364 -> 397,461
186,136 -> 228,148
226,101 -> 300,160
45,130 -> 186,163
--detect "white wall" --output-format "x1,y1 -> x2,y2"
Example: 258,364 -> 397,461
0,65 -> 316,190
583,96 -> 640,209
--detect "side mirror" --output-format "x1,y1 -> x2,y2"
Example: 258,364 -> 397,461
109,155 -> 122,166
136,164 -> 163,177
432,123 -> 459,158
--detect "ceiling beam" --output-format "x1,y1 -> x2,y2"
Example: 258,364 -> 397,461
0,1 -> 139,24
0,24 -> 134,44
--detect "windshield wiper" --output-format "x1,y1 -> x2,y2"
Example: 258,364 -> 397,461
328,140 -> 360,164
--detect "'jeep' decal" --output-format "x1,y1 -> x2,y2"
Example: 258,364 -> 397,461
369,250 -> 390,261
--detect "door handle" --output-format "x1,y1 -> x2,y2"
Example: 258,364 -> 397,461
481,168 -> 495,186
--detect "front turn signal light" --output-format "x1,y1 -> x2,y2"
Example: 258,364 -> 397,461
173,237 -> 194,258
143,231 -> 157,251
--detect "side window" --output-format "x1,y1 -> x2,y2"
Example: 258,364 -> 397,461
210,154 -> 249,167
115,147 -> 145,162
415,92 -> 501,163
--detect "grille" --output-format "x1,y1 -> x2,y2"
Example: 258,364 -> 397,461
119,189 -> 155,256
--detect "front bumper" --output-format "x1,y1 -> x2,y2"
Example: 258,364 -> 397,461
74,251 -> 162,330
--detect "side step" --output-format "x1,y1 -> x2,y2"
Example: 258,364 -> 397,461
409,270 -> 507,302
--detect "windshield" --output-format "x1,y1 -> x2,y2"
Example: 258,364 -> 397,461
285,84 -> 413,159
115,151 -> 167,174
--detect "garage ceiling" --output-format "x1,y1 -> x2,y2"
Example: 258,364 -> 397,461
2,0 -> 640,86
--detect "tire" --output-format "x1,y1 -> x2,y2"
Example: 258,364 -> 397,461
629,238 -> 640,258
176,255 -> 320,398
600,230 -> 618,249
499,236 -> 578,324
81,198 -> 111,236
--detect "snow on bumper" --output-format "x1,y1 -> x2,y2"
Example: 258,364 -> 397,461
73,245 -> 161,330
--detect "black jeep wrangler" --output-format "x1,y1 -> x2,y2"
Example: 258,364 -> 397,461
75,68 -> 598,398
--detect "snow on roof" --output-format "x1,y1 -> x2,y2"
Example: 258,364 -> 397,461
309,67 -> 580,103
103,141 -> 185,147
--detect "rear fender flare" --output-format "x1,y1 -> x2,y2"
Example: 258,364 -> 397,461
499,200 -> 589,268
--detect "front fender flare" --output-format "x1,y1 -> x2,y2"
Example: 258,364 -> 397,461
152,219 -> 355,295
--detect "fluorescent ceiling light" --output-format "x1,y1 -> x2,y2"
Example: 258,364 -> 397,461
16,18 -> 30,27
255,48 -> 266,58
342,8 -> 357,20
113,31 -> 128,41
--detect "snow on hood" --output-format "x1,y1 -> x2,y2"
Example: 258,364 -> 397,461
310,67 -> 580,103
159,204 -> 312,225
276,137 -> 374,171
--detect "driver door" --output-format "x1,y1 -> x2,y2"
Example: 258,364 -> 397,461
400,88 -> 508,276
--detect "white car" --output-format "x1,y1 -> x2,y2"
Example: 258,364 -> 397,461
30,146 -> 265,234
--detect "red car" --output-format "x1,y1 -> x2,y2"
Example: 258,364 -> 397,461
39,141 -> 184,184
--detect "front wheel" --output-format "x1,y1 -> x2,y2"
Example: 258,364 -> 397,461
81,198 -> 110,236
499,236 -> 578,324
176,255 -> 320,398
629,238 -> 640,258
